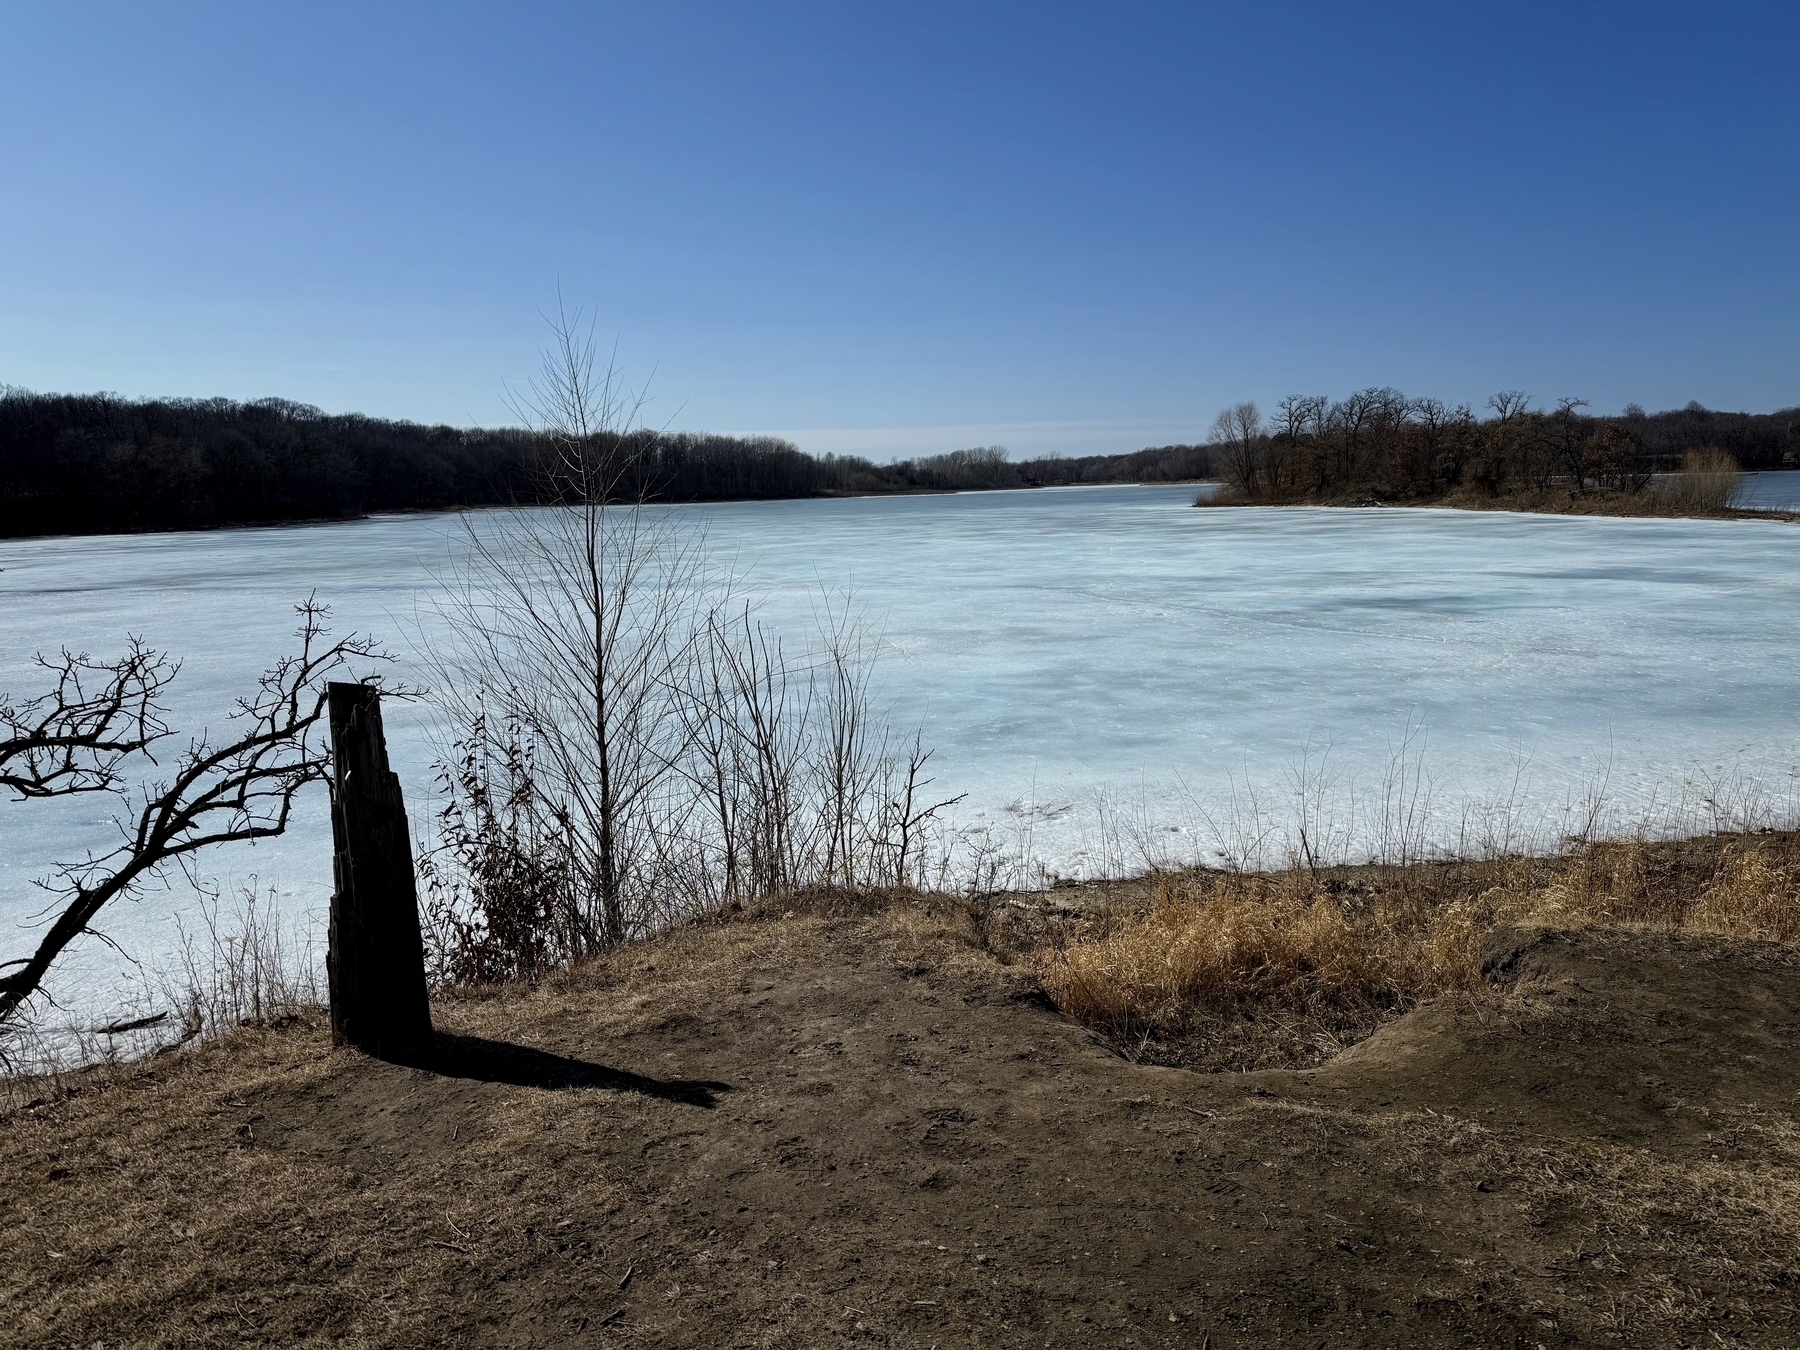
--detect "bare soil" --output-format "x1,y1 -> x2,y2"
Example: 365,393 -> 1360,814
6,899 -> 1800,1348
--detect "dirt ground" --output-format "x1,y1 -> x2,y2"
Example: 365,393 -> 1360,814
6,899 -> 1800,1348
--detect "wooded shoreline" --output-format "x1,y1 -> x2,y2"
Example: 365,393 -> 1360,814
1196,388 -> 1798,515
0,387 -> 1212,540
9,384 -> 1795,540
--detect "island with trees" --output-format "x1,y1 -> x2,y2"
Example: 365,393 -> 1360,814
1199,389 -> 1799,515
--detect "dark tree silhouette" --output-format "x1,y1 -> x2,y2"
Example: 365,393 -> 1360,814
1,641 -> 178,800
0,386 -> 1226,539
1195,387 -> 1796,507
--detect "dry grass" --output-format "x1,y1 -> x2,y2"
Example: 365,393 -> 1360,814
1666,446 -> 1745,513
0,904 -> 1038,1349
1234,1092 -> 1800,1341
1034,830 -> 1800,1069
1,884 -> 323,1103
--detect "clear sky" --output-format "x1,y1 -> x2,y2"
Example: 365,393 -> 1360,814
3,2 -> 1795,458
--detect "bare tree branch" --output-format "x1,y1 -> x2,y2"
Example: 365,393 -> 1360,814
0,639 -> 178,799
0,599 -> 391,1023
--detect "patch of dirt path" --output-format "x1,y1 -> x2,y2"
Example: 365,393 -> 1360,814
6,906 -> 1800,1348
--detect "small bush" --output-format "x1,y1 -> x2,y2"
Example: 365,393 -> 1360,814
1667,447 -> 1743,513
418,713 -> 580,987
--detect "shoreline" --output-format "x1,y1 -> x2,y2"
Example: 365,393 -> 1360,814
0,478 -> 1227,545
1195,485 -> 1800,523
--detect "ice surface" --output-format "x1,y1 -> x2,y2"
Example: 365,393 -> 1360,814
1735,469 -> 1800,511
4,482 -> 1799,1018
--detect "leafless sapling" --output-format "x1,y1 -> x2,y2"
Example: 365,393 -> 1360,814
422,300 -> 704,948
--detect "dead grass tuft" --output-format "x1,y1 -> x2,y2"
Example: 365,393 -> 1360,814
1034,831 -> 1800,1069
1666,446 -> 1744,514
1690,840 -> 1800,942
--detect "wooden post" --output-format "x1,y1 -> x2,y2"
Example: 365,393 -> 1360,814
327,682 -> 433,1063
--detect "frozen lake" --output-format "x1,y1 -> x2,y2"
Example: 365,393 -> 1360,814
1731,469 -> 1800,511
5,478 -> 1800,1019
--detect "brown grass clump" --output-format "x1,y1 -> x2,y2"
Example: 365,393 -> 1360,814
1034,831 -> 1800,1070
1667,446 -> 1744,513
1040,873 -> 1418,1034
1032,866 -> 1509,1069
1690,841 -> 1800,942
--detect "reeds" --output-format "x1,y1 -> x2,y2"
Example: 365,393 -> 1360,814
1664,447 -> 1745,513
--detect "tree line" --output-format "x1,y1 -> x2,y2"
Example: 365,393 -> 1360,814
0,387 -> 1217,538
1204,390 -> 1799,504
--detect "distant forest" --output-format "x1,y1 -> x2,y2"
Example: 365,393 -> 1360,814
1201,391 -> 1799,506
3,386 -> 1794,537
0,388 -> 1213,538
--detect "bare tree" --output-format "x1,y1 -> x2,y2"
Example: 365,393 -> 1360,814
1589,421 -> 1652,493
1405,397 -> 1476,492
418,308 -> 967,971
1486,390 -> 1531,423
1209,401 -> 1263,497
1480,391 -> 1556,491
813,605 -> 883,887
1,641 -> 178,800
1327,388 -> 1400,486
1543,397 -> 1593,488
423,303 -> 708,947
879,731 -> 962,888
0,601 -> 387,1022
426,556 -> 963,967
1268,394 -> 1325,494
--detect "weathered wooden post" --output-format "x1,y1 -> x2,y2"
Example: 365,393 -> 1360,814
327,682 -> 433,1063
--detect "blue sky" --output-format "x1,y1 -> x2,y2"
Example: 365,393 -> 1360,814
2,2 -> 1795,458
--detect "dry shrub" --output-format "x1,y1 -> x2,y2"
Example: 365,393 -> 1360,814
163,884 -> 322,1037
2,882 -> 322,1100
418,714 -> 580,988
1667,446 -> 1743,513
1035,831 -> 1800,1069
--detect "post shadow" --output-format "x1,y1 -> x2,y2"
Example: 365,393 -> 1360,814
423,1032 -> 734,1108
